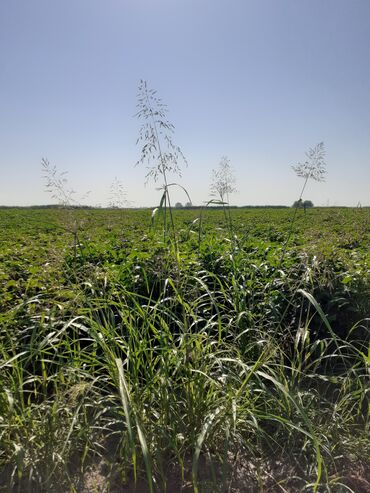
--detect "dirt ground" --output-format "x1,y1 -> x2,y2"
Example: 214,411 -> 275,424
80,456 -> 370,493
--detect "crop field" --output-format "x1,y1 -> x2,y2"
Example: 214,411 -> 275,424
0,206 -> 369,492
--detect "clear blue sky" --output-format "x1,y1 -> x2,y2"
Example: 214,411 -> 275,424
1,0 -> 369,207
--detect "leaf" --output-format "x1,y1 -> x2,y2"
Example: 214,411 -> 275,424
0,352 -> 28,370
192,407 -> 221,493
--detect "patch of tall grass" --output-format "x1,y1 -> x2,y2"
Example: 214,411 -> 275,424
1,250 -> 368,491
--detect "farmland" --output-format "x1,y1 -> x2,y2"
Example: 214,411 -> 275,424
0,206 -> 369,492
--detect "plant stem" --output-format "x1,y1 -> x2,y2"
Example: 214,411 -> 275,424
144,90 -> 177,244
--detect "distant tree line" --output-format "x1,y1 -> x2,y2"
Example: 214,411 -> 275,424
173,203 -> 289,209
0,204 -> 95,210
0,204 -> 292,210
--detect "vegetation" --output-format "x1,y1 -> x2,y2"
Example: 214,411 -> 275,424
210,156 -> 236,204
0,84 -> 369,492
135,80 -> 188,241
0,206 -> 369,492
292,142 -> 326,192
109,178 -> 128,209
292,199 -> 314,209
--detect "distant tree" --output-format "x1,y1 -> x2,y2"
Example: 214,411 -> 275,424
175,202 -> 183,208
292,199 -> 314,211
185,202 -> 192,208
303,200 -> 314,209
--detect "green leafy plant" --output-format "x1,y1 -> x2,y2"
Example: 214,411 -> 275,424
0,206 -> 369,491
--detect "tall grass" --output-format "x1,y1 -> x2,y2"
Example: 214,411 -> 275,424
135,80 -> 188,243
1,237 -> 368,491
0,121 -> 368,490
280,142 -> 327,264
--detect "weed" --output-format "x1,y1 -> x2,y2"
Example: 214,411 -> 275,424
135,80 -> 187,240
280,142 -> 327,264
109,177 -> 128,209
41,158 -> 90,263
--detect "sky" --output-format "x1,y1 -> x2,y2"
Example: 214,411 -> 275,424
0,0 -> 369,207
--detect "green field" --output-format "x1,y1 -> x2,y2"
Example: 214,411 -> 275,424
0,207 -> 369,492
